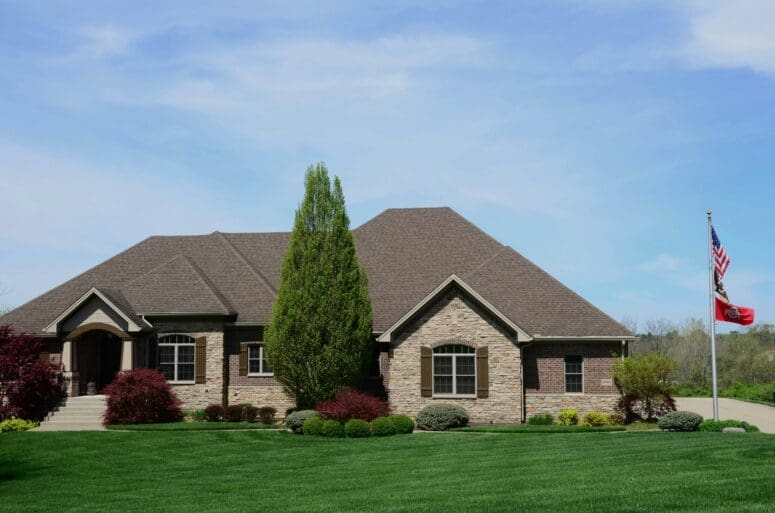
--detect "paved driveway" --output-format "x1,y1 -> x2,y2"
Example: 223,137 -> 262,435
675,397 -> 775,434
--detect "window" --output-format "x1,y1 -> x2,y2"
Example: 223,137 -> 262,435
565,355 -> 583,393
247,344 -> 273,376
158,335 -> 196,383
433,344 -> 475,396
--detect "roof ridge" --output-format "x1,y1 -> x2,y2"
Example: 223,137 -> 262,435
178,255 -> 234,314
499,246 -> 631,336
213,231 -> 278,296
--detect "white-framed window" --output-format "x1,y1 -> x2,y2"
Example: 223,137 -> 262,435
565,355 -> 583,393
158,334 -> 195,383
247,343 -> 273,376
433,344 -> 475,397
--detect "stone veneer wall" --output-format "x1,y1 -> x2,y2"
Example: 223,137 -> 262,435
155,320 -> 226,410
387,289 -> 521,424
523,342 -> 622,416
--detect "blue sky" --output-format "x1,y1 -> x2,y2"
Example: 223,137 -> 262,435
1,1 -> 773,332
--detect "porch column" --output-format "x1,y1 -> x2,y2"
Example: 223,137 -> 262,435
62,340 -> 72,372
62,339 -> 80,396
120,338 -> 133,371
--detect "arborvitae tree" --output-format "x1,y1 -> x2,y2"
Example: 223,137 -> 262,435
265,163 -> 372,408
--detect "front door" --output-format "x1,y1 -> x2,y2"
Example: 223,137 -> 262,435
76,331 -> 122,394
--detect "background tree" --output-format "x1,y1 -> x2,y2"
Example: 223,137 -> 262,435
265,164 -> 372,408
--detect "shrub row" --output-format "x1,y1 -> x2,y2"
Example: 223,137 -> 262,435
0,418 -> 39,432
301,414 -> 414,437
698,419 -> 759,433
202,404 -> 276,424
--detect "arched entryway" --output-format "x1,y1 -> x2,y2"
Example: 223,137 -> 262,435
66,323 -> 131,395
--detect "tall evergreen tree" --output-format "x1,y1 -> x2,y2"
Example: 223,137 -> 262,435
265,163 -> 372,408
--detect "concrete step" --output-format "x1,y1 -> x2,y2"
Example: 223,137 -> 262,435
36,394 -> 108,432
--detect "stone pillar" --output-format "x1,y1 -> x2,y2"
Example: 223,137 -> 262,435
63,339 -> 80,396
121,339 -> 133,371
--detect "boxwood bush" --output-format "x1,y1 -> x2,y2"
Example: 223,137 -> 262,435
258,406 -> 276,425
286,410 -> 319,433
321,419 -> 345,437
223,405 -> 244,422
389,414 -> 414,434
415,404 -> 469,431
699,419 -> 759,432
557,409 -> 579,426
242,406 -> 259,423
370,416 -> 396,436
657,411 -> 703,432
527,413 -> 553,425
302,415 -> 325,436
344,418 -> 371,438
581,412 -> 612,427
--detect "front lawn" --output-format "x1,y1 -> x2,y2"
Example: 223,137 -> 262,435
2,431 -> 774,513
452,424 -> 625,433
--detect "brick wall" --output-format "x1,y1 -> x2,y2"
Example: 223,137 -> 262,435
387,289 -> 521,424
523,342 -> 621,416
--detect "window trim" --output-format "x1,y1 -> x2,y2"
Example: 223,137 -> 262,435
432,345 -> 476,398
564,354 -> 584,394
157,334 -> 196,384
246,343 -> 273,377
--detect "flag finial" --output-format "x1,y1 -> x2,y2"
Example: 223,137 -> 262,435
707,210 -> 712,217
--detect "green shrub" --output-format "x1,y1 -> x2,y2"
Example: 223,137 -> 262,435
699,419 -> 759,433
344,418 -> 371,438
415,404 -> 469,431
388,414 -> 414,434
321,419 -> 345,437
302,415 -> 324,436
370,416 -> 397,436
581,412 -> 612,427
0,419 -> 39,432
657,411 -> 703,432
186,409 -> 206,422
609,413 -> 625,425
527,413 -> 554,425
557,409 -> 579,426
285,410 -> 319,433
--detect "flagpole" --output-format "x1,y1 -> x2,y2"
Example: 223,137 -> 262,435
707,210 -> 720,421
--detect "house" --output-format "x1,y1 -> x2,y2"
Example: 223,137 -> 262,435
0,207 -> 634,423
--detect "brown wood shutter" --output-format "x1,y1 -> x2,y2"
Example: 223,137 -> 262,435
420,346 -> 432,397
239,342 -> 249,376
39,351 -> 50,363
195,337 -> 207,384
476,346 -> 489,398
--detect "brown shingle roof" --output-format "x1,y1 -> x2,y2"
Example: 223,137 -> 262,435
0,207 -> 630,338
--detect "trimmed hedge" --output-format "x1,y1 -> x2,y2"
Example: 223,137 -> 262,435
286,410 -> 319,433
370,416 -> 396,436
302,415 -> 325,436
389,414 -> 414,434
321,419 -> 345,437
527,414 -> 554,425
415,404 -> 469,431
345,419 -> 371,438
657,411 -> 703,432
258,407 -> 276,425
242,406 -> 259,423
581,412 -> 612,427
699,419 -> 759,433
223,405 -> 244,422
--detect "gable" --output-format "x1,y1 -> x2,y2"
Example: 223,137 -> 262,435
43,288 -> 144,335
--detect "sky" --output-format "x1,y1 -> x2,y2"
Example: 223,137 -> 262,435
1,0 -> 773,333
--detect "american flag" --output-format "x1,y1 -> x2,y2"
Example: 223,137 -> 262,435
711,226 -> 730,278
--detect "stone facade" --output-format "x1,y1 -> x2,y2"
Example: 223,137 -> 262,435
525,393 -> 619,416
387,289 -> 521,424
156,320 -> 225,410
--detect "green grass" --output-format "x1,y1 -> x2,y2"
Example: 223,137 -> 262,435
2,431 -> 774,513
626,421 -> 660,431
105,422 -> 279,431
452,424 -> 625,433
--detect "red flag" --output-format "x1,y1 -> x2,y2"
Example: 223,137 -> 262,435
715,297 -> 755,325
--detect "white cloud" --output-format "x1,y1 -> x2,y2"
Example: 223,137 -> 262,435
682,1 -> 775,75
64,25 -> 141,61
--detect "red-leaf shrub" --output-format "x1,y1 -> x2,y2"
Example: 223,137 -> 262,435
204,404 -> 223,422
103,368 -> 182,425
258,406 -> 276,424
0,325 -> 63,421
223,405 -> 244,422
315,387 -> 390,423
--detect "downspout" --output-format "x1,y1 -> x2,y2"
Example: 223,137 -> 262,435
519,339 -> 534,424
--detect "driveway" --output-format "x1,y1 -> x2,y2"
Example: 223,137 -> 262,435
675,397 -> 775,434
